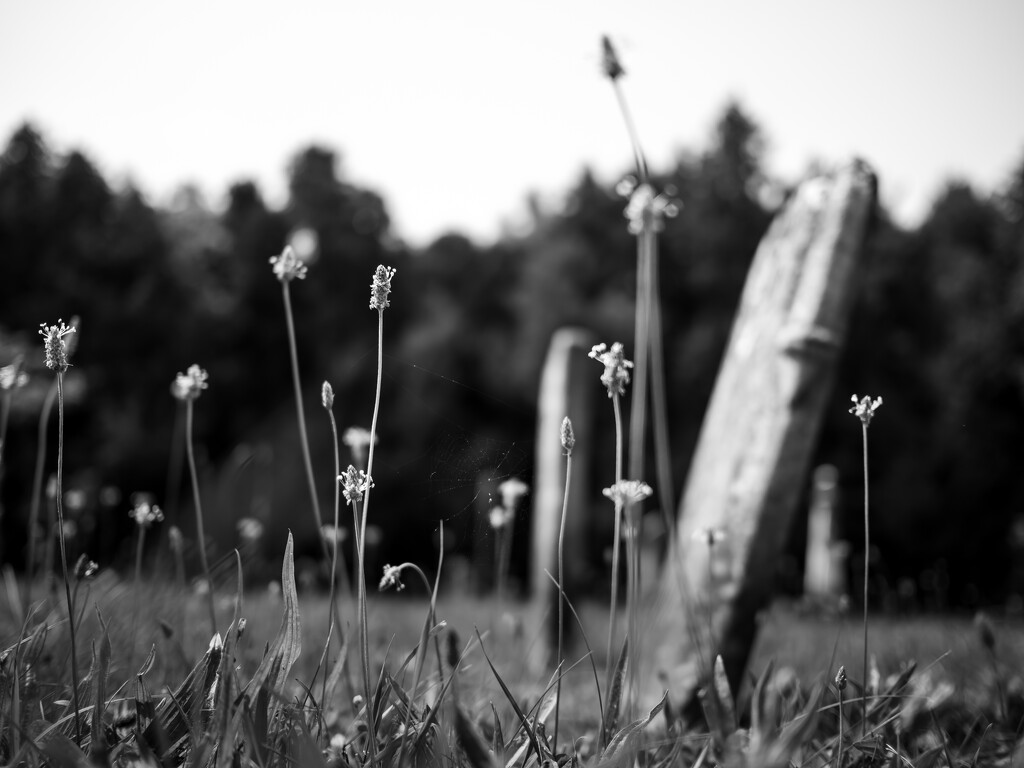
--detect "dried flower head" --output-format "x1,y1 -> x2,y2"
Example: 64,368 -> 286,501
621,181 -> 679,234
379,563 -> 406,592
849,394 -> 882,426
560,416 -> 575,455
39,319 -> 77,373
0,357 -> 28,391
321,381 -> 334,410
603,479 -> 653,510
237,517 -> 265,543
498,477 -> 529,511
589,342 -> 634,398
835,665 -> 847,691
339,465 -> 373,506
129,498 -> 164,528
171,365 -> 209,401
692,527 -> 727,547
370,265 -> 397,311
269,245 -> 308,282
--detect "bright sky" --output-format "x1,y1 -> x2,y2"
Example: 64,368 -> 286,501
2,0 -> 1022,246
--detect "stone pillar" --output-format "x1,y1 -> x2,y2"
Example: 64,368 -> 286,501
653,160 -> 877,712
531,327 -> 595,649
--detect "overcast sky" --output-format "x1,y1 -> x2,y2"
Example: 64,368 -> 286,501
2,0 -> 1021,246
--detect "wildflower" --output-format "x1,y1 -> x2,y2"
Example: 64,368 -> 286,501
619,179 -> 679,234
269,245 -> 308,282
589,342 -> 633,398
560,416 -> 575,455
236,517 -> 265,543
171,364 -> 209,401
73,554 -> 99,581
489,505 -> 513,530
849,394 -> 882,427
835,665 -> 847,691
321,381 -> 334,410
692,527 -> 727,547
338,465 -> 373,506
498,477 -> 529,511
129,498 -> 164,528
369,265 -> 397,311
320,524 -> 348,545
0,357 -> 28,391
379,563 -> 405,592
603,480 -> 653,509
39,319 -> 77,373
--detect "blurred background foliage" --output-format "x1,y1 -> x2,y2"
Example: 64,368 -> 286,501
2,102 -> 1024,610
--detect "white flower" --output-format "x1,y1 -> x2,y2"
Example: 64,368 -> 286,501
379,563 -> 405,592
129,498 -> 164,528
269,245 -> 308,282
370,265 -> 397,311
339,466 -> 373,506
498,477 -> 529,511
589,342 -> 633,398
849,394 -> 883,426
602,480 -> 653,509
172,364 -> 209,401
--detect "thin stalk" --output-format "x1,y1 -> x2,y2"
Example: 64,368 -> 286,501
627,225 -> 652,496
356,308 -> 386,765
54,373 -> 81,746
605,392 -> 625,690
25,381 -> 57,609
861,421 -> 869,737
836,685 -> 845,768
625,508 -> 640,722
130,525 -> 146,671
646,233 -> 675,536
553,444 -> 573,749
185,399 -> 217,635
281,283 -> 332,566
321,405 -> 352,710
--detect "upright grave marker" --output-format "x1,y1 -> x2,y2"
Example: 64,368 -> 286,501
654,160 -> 877,710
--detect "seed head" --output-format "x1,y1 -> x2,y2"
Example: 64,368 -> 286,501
379,563 -> 405,592
603,479 -> 653,510
269,245 -> 308,282
849,394 -> 882,426
322,381 -> 334,410
39,319 -> 77,373
370,265 -> 396,311
171,365 -> 209,402
0,356 -> 28,391
589,342 -> 633,398
560,416 -> 575,455
622,182 -> 679,234
338,465 -> 373,506
600,35 -> 625,80
129,497 -> 164,528
835,665 -> 847,691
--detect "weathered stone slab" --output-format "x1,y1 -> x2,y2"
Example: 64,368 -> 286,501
654,160 -> 876,711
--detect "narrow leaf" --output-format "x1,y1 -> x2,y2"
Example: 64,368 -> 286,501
602,636 -> 629,747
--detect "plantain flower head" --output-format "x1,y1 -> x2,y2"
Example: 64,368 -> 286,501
370,265 -> 397,311
560,416 -> 575,455
619,178 -> 679,234
39,319 -> 77,373
849,394 -> 883,427
129,496 -> 164,528
603,479 -> 653,510
589,342 -> 633,398
321,381 -> 334,410
339,465 -> 373,506
379,563 -> 406,592
269,245 -> 308,282
172,365 -> 209,402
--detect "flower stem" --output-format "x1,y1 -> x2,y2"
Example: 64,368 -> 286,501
605,392 -> 625,688
554,445 -> 573,750
185,399 -> 217,635
55,373 -> 81,746
130,525 -> 146,671
321,406 -> 352,710
281,282 -> 331,565
357,308 -> 386,763
861,421 -> 870,736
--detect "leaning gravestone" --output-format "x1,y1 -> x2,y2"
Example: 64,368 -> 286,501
531,327 -> 596,651
654,160 -> 877,712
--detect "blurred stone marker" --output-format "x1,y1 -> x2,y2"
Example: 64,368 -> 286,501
804,464 -> 846,599
531,327 -> 595,652
654,160 -> 876,713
